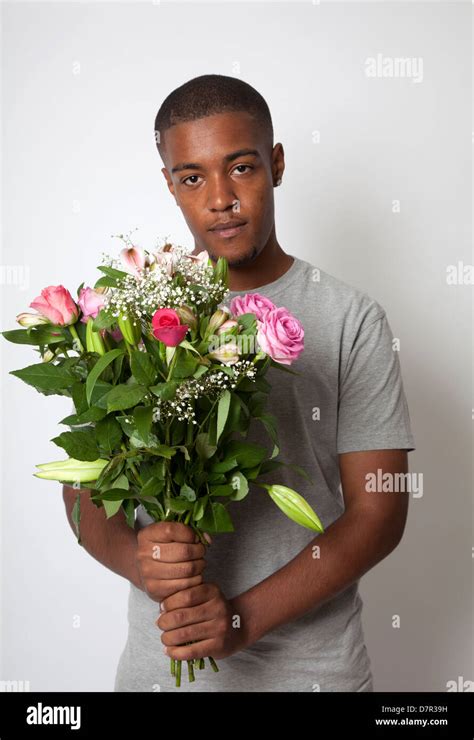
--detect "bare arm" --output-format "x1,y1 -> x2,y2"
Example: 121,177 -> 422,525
230,449 -> 410,645
62,484 -> 144,591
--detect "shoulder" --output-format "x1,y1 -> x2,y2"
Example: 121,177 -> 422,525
295,257 -> 387,335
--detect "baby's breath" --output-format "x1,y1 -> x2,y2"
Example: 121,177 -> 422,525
152,360 -> 257,424
101,244 -> 228,321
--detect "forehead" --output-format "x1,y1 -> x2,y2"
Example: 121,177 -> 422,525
162,111 -> 267,169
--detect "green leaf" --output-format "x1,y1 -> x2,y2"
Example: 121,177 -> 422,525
97,265 -> 129,279
139,476 -> 165,498
210,456 -> 238,473
91,310 -> 116,331
173,347 -> 199,378
193,495 -> 208,521
165,497 -> 193,513
10,362 -> 74,393
86,349 -> 125,405
71,493 -> 82,545
102,498 -> 124,518
133,405 -> 153,441
179,483 -> 196,501
200,501 -> 234,533
222,440 -> 267,469
228,471 -> 249,501
2,328 -> 66,346
123,499 -> 136,529
236,312 -> 257,332
130,351 -> 157,386
91,488 -> 136,501
179,340 -> 202,356
209,483 -> 235,497
95,415 -> 123,454
106,383 -> 147,412
258,413 -> 280,459
94,276 -> 119,289
149,382 -> 178,401
216,389 -> 231,443
101,472 -> 129,492
51,430 -> 100,461
195,432 -> 217,460
63,406 -> 107,425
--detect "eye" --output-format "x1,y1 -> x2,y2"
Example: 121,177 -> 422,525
232,164 -> 253,175
181,174 -> 203,187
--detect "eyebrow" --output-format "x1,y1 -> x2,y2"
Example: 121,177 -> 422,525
171,148 -> 260,174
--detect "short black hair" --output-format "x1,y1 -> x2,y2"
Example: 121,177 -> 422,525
154,74 -> 274,160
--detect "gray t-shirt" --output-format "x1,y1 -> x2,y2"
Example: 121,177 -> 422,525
113,255 -> 415,692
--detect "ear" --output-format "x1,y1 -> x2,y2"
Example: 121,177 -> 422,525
271,142 -> 285,187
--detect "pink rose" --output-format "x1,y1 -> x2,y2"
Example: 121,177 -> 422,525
78,286 -> 105,323
120,246 -> 146,277
29,285 -> 79,326
151,308 -> 189,347
229,292 -> 276,321
256,306 -> 304,365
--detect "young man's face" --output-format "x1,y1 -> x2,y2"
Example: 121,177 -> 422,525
160,111 -> 284,268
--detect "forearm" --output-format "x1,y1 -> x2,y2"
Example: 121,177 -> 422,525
62,485 -> 144,591
232,505 -> 402,647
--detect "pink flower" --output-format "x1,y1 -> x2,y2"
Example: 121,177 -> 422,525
229,292 -> 276,322
78,286 -> 105,323
152,247 -> 178,277
151,308 -> 189,347
187,250 -> 210,265
108,327 -> 124,343
120,246 -> 146,277
256,306 -> 304,365
29,285 -> 79,326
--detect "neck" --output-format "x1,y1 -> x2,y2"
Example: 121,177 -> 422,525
194,227 -> 294,292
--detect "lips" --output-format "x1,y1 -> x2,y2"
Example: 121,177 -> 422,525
208,220 -> 247,239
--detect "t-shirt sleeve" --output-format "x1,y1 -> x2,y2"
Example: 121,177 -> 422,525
336,311 -> 416,454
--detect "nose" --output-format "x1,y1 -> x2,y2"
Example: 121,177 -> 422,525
206,172 -> 236,212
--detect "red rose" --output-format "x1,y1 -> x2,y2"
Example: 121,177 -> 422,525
151,308 -> 189,347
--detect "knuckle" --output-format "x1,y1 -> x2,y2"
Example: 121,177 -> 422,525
174,609 -> 187,626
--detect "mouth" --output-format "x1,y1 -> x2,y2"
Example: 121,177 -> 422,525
208,223 -> 247,239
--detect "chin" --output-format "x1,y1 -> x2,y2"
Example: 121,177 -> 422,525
206,242 -> 258,268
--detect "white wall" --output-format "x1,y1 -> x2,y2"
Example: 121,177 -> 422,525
1,0 -> 471,692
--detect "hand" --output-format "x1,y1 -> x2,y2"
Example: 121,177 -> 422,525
156,582 -> 250,661
136,521 -> 211,602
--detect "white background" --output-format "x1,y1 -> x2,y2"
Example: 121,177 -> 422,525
1,1 -> 472,692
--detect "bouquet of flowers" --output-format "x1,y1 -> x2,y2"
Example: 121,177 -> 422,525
2,233 -> 324,687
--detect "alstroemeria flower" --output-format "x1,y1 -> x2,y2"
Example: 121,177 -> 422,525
120,246 -> 146,277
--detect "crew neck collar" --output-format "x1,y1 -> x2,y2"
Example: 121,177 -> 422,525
223,254 -> 304,300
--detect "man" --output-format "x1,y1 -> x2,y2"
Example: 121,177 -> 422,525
63,74 -> 416,692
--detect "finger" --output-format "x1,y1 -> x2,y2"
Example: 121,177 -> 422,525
164,638 -> 216,662
160,582 -> 217,613
140,521 -> 197,544
162,619 -> 216,649
143,557 -> 206,581
148,541 -> 206,563
145,574 -> 203,601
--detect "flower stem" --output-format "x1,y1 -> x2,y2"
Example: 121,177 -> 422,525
69,324 -> 84,353
208,657 -> 219,673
